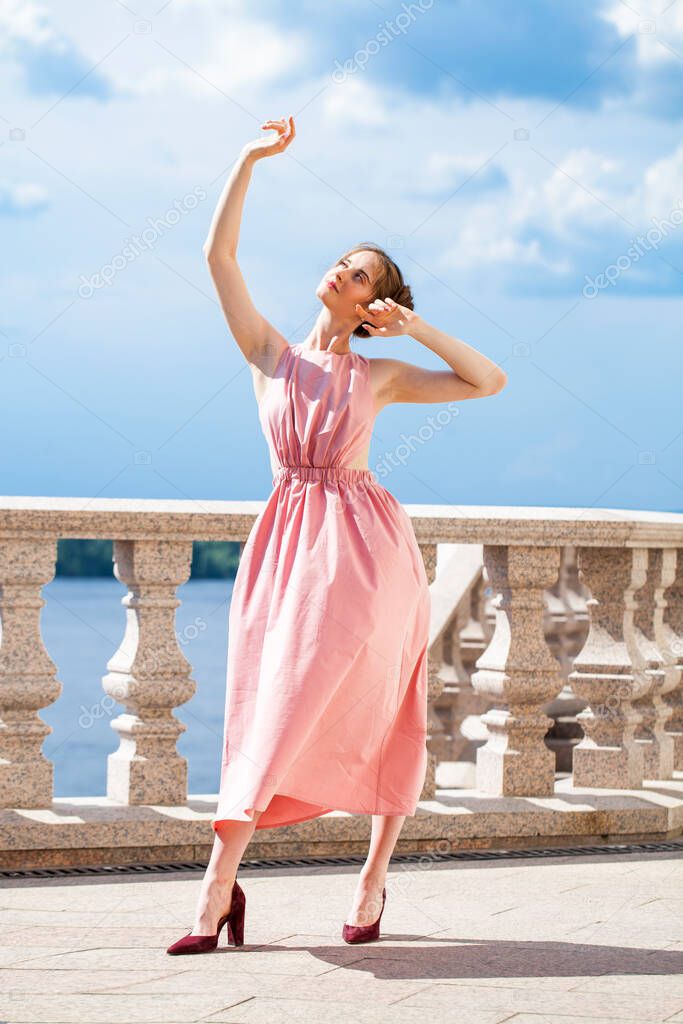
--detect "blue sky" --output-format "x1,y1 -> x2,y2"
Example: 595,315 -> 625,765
1,0 -> 682,512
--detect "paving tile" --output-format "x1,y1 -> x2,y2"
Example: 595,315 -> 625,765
0,946 -> 215,972
0,946 -> 67,967
502,1016 -> 653,1023
0,925 -> 191,947
576,966 -> 683,997
0,992 -> 248,1023
395,981 -> 683,1019
204,995 -> 506,1024
0,967 -> 179,994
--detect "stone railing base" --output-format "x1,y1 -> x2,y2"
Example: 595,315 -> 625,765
2,776 -> 682,871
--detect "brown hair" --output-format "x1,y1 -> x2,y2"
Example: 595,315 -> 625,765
334,242 -> 414,339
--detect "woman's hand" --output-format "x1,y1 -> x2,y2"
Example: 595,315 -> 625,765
243,116 -> 296,161
355,297 -> 420,338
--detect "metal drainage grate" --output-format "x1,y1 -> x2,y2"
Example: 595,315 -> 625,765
2,838 -> 683,881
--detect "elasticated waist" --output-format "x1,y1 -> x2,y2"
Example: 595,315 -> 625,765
272,464 -> 378,486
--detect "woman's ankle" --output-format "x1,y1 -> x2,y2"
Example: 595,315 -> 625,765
204,871 -> 236,890
357,866 -> 386,889
197,874 -> 235,911
192,881 -> 234,933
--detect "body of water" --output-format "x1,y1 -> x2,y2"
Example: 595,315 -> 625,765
40,577 -> 234,798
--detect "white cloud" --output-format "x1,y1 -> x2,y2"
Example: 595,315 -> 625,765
443,217 -> 573,274
532,149 -> 620,229
420,152 -> 503,191
602,0 -> 683,66
0,0 -> 56,51
0,179 -> 49,214
439,147 -> 622,276
0,0 -> 308,99
639,143 -> 683,219
321,76 -> 388,125
114,19 -> 309,97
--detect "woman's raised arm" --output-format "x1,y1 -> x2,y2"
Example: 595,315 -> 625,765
203,117 -> 296,373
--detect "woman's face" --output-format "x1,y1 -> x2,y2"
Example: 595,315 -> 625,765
317,250 -> 380,318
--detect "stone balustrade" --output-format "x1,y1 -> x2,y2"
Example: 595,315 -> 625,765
0,497 -> 682,868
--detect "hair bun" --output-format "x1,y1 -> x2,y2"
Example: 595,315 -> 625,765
394,283 -> 414,311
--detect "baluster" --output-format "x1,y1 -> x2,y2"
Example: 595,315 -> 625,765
659,548 -> 683,770
103,539 -> 195,805
432,619 -> 457,761
419,541 -> 443,801
457,573 -> 496,770
0,539 -> 61,808
444,577 -> 492,772
569,548 -> 649,788
472,545 -> 562,796
544,547 -> 590,773
664,549 -> 683,769
662,547 -> 683,770
633,548 -> 674,779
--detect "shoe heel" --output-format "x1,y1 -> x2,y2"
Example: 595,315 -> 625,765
227,881 -> 246,946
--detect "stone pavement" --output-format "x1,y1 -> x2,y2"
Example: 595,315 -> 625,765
0,849 -> 682,1023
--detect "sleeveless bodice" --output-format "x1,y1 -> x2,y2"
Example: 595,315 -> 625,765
257,343 -> 375,485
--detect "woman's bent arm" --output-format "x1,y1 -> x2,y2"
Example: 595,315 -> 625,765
402,316 -> 508,401
355,298 -> 507,406
374,329 -> 507,406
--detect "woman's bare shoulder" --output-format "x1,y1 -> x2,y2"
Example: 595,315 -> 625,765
364,355 -> 400,412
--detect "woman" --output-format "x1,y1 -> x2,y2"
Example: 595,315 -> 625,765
167,115 -> 507,954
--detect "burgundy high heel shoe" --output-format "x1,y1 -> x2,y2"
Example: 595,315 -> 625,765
166,879 -> 246,954
342,886 -> 386,944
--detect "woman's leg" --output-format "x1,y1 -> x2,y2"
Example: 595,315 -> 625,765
191,810 -> 262,935
345,813 -> 405,926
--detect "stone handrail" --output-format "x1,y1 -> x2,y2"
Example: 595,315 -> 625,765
0,497 -> 682,819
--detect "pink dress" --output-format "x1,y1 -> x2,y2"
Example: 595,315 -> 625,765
212,341 -> 430,832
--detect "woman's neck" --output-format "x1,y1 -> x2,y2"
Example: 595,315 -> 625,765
303,310 -> 355,355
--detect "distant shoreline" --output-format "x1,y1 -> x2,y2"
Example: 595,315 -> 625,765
56,539 -> 239,579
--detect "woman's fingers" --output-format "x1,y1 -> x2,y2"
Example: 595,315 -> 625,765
356,309 -> 383,333
357,305 -> 385,324
363,302 -> 392,321
260,116 -> 296,148
261,116 -> 293,127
